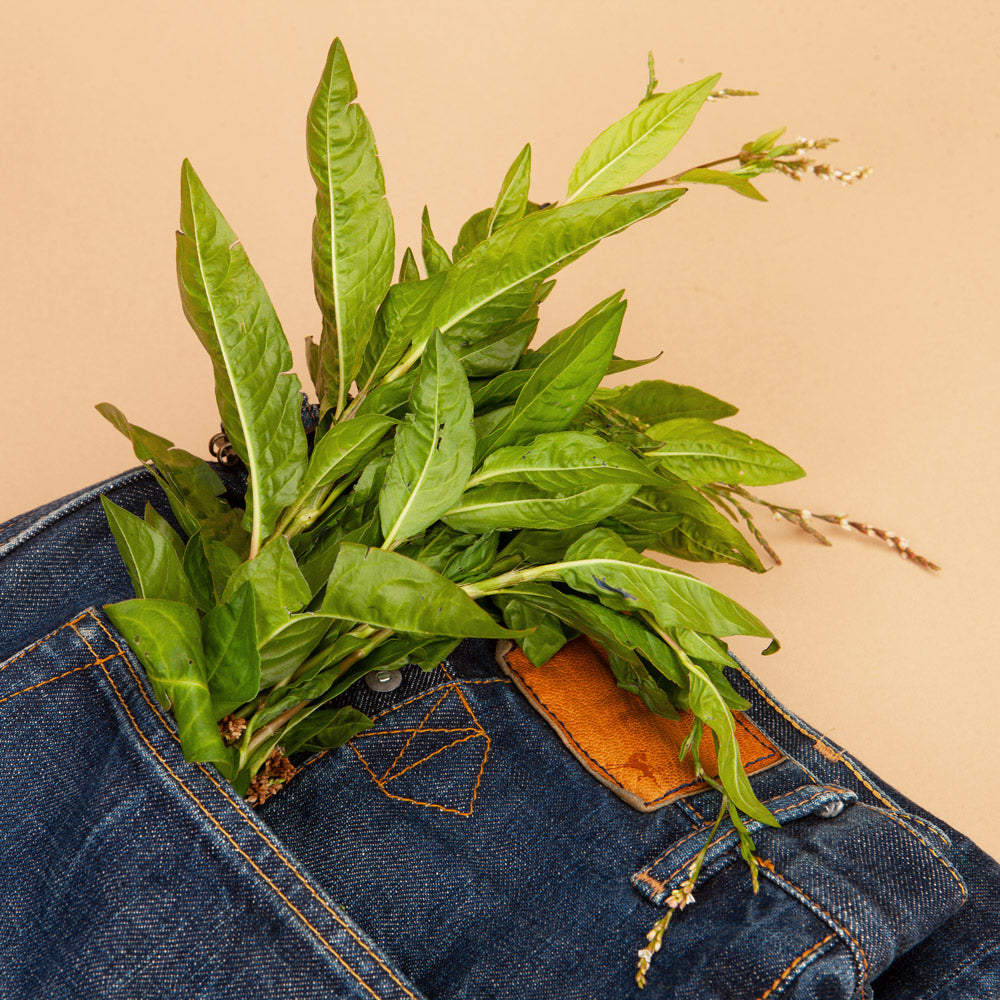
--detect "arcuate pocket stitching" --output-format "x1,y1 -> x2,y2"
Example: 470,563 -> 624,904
75,612 -> 421,1000
753,933 -> 837,1000
0,612 -> 91,675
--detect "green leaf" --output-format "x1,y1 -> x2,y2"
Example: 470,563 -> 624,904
676,167 -> 766,201
444,481 -> 636,532
555,528 -> 773,640
322,543 -> 522,638
400,189 -> 683,365
299,415 -> 395,498
452,317 -> 538,378
399,247 -> 420,283
477,293 -> 626,457
379,333 -> 476,546
493,594 -> 567,666
206,540 -> 242,601
452,207 -> 492,261
201,583 -> 261,716
258,614 -> 338,687
221,537 -> 311,642
469,430 -> 664,492
487,143 -> 531,235
592,380 -> 738,423
100,496 -> 196,607
96,403 -> 234,539
105,598 -> 230,766
308,37 -> 395,416
421,206 -> 451,275
442,530 -> 499,583
743,126 -> 786,155
567,73 -> 720,201
292,706 -> 373,753
143,502 -> 185,561
176,160 -> 307,553
182,533 -> 216,611
646,418 -> 805,486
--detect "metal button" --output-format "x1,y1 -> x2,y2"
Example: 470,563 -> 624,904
365,669 -> 403,692
816,800 -> 844,819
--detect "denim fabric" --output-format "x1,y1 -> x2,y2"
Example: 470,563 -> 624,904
1,468 -> 998,1000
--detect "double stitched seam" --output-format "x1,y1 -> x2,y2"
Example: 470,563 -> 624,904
754,934 -> 836,1000
82,613 -> 419,1000
650,789 -> 839,885
0,612 -> 90,674
0,653 -> 120,708
761,865 -> 869,987
854,801 -> 967,902
731,665 -> 951,840
506,657 -> 780,807
639,787 -> 841,879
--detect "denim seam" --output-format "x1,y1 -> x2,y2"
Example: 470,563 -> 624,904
0,611 -> 90,674
913,938 -> 1000,1000
82,611 -> 422,1000
753,933 -> 837,1000
504,653 -> 782,807
0,653 -> 120,708
761,865 -> 869,989
732,665 -> 952,849
95,659 -> 391,1000
854,802 -> 968,903
645,788 -> 844,887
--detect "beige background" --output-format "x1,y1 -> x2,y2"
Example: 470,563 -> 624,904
2,2 -> 997,856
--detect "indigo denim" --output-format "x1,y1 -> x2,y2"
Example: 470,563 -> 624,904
1,468 -> 998,999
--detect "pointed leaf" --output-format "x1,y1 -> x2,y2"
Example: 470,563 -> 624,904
676,167 -> 766,201
322,543 -> 522,638
100,497 -> 196,607
300,414 -> 395,497
105,599 -> 230,765
646,418 -> 805,486
308,38 -> 395,415
567,73 -> 720,201
379,333 -> 475,546
421,206 -> 451,275
176,160 -> 307,552
487,143 -> 531,235
399,247 -> 420,283
592,380 -> 738,423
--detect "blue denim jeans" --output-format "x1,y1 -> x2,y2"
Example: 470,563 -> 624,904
1,467 -> 998,999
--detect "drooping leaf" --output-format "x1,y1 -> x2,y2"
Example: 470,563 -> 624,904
201,582 -> 261,716
322,543 -> 522,638
443,481 -> 636,532
100,496 -> 196,607
379,333 -> 476,547
493,593 -> 567,666
105,598 -> 230,766
96,403 -> 233,539
487,143 -> 531,235
555,528 -> 773,640
592,380 -> 738,424
421,206 -> 451,275
476,293 -> 627,457
566,73 -> 720,201
176,160 -> 307,553
645,418 -> 805,486
299,414 -> 395,498
308,37 -> 396,416
676,167 -> 766,201
291,706 -> 373,753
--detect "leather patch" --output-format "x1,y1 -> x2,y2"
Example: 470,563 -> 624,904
496,637 -> 784,812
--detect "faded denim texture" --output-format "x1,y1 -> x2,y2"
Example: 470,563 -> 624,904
1,467 -> 998,999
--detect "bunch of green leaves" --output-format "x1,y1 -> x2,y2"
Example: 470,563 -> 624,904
100,38 -> 835,829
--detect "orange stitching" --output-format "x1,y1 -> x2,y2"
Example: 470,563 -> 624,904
87,611 -> 420,1000
348,741 -> 488,817
0,613 -> 90,673
0,654 -> 120,707
754,934 -> 836,1000
644,788 -> 837,883
855,802 -> 968,902
366,677 -> 508,726
97,663 -> 387,1000
762,865 -> 869,980
354,727 -> 480,739
734,665 -> 899,812
379,689 -> 451,782
383,732 -> 483,785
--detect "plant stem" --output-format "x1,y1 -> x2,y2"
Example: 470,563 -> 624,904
610,154 -> 743,196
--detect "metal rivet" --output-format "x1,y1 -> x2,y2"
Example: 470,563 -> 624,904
365,669 -> 402,692
817,800 -> 844,819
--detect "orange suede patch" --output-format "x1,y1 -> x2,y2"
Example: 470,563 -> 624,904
497,637 -> 783,811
